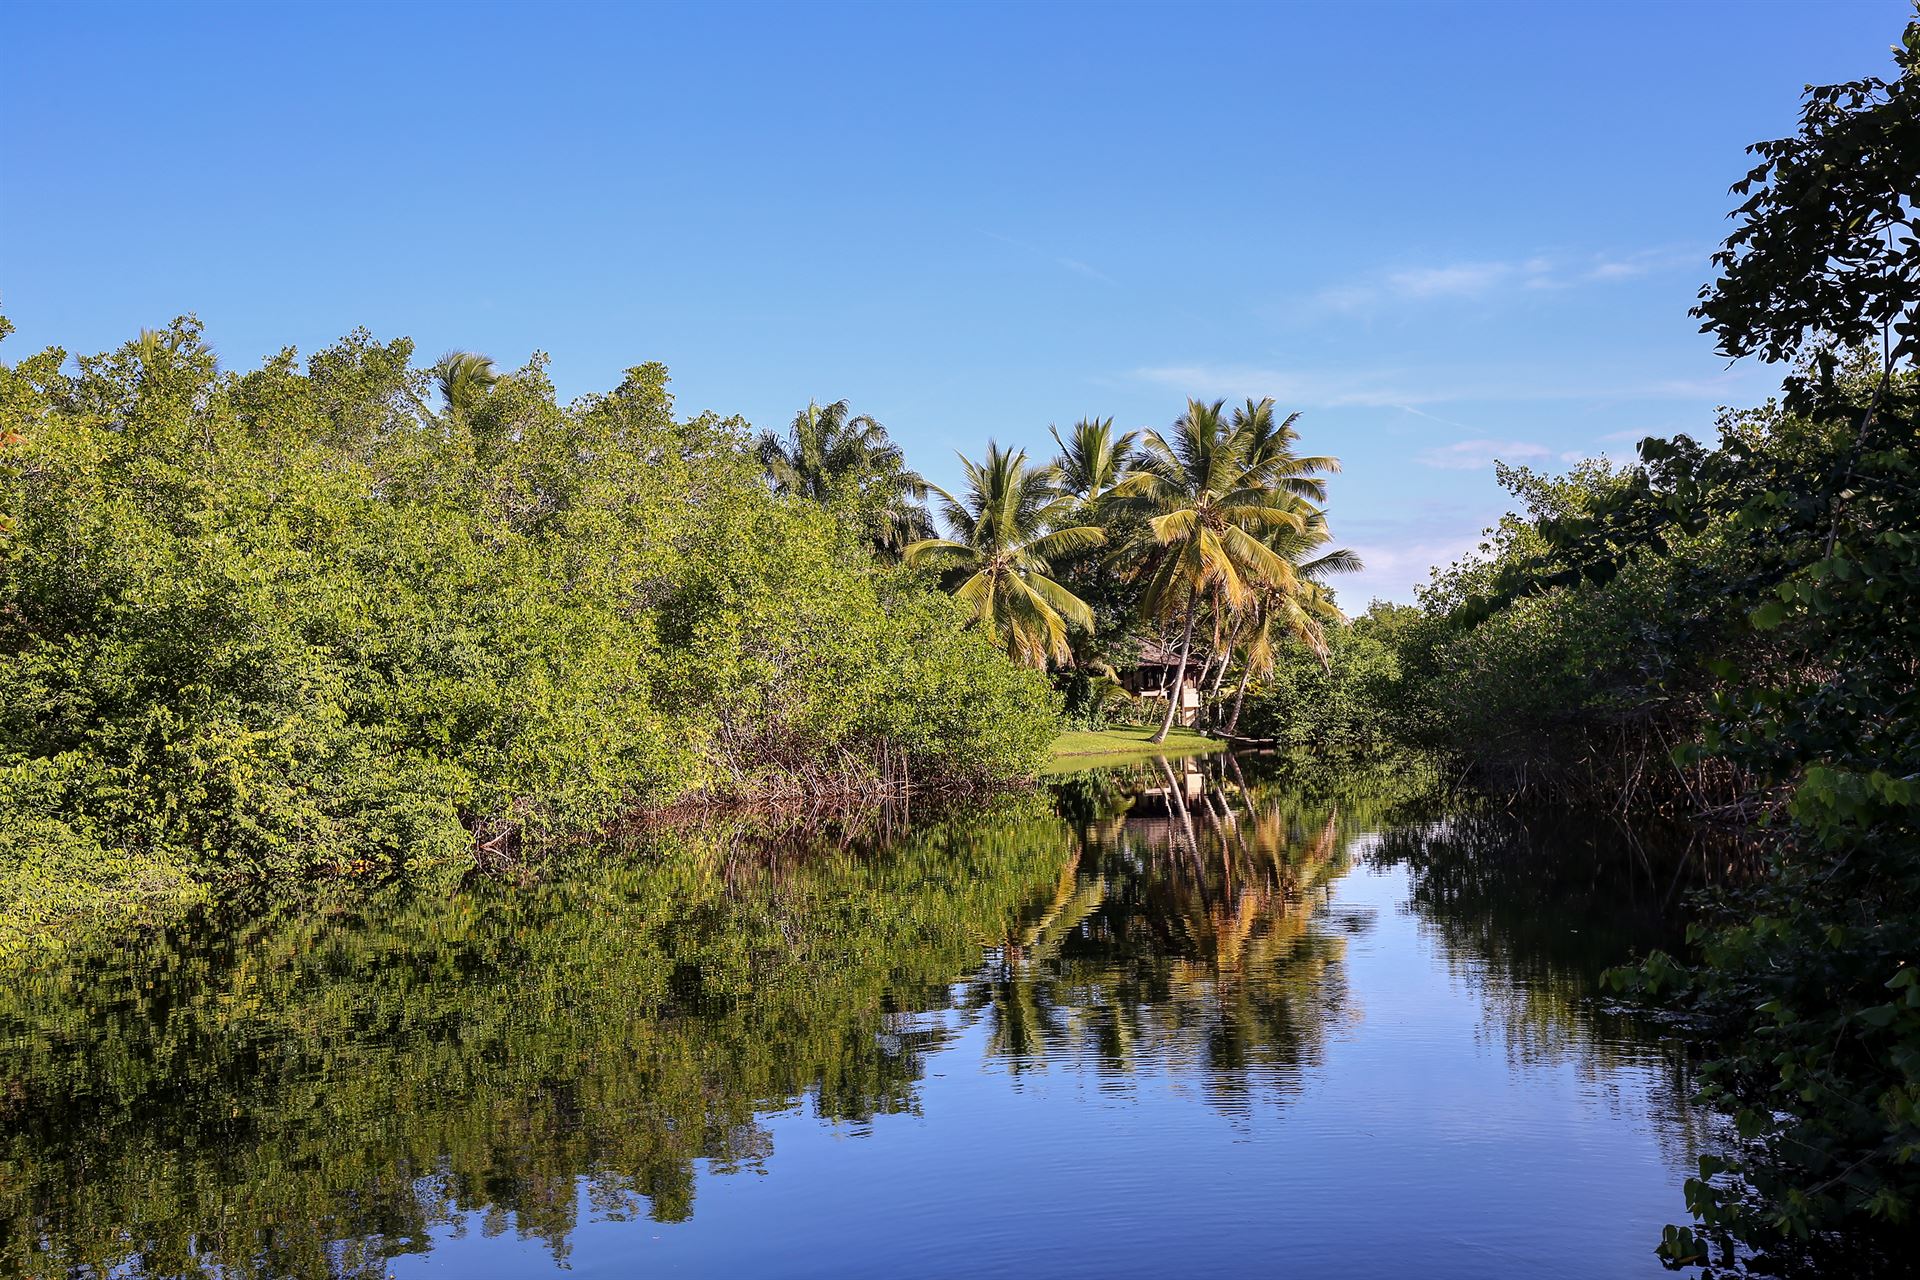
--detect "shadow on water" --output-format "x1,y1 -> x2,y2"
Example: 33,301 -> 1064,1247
0,751 -> 1719,1278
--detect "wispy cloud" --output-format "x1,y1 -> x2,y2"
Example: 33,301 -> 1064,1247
1415,438 -> 1555,470
1315,247 -> 1697,313
1128,362 -> 1764,409
984,232 -> 1116,285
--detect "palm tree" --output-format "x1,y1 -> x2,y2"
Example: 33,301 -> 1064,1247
433,351 -> 499,419
1224,512 -> 1363,733
1049,417 -> 1138,503
1107,399 -> 1327,742
757,399 -> 902,501
905,443 -> 1105,666
1232,398 -> 1339,500
758,399 -> 931,557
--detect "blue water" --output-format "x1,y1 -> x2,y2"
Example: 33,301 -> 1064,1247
0,757 -> 1708,1279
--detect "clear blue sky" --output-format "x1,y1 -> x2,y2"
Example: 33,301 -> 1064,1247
4,0 -> 1906,603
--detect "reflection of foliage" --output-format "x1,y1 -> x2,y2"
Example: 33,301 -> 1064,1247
972,758 -> 1366,1113
0,798 -> 1071,1279
0,750 -> 1716,1278
1369,809 -> 1724,1171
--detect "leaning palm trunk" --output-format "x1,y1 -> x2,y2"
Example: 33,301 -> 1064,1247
1208,638 -> 1238,699
1152,600 -> 1199,744
1205,617 -> 1243,727
1226,662 -> 1255,734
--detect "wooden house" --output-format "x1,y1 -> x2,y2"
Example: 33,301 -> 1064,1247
1119,640 -> 1204,727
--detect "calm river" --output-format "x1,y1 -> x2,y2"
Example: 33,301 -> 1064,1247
0,753 -> 1714,1278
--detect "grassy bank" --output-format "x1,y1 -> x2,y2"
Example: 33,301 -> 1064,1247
1043,725 -> 1224,773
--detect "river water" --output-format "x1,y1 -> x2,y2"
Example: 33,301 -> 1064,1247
0,753 -> 1714,1278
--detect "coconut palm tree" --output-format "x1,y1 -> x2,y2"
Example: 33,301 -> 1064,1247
1048,417 -> 1138,503
758,399 -> 932,558
432,351 -> 499,419
1232,398 -> 1340,500
1107,399 -> 1322,742
1224,513 -> 1363,733
905,443 -> 1105,666
757,399 -> 903,500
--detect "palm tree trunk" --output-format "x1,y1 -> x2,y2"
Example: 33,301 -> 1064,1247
1209,616 -> 1243,698
1151,599 -> 1199,744
1226,662 -> 1255,735
1204,618 -> 1243,729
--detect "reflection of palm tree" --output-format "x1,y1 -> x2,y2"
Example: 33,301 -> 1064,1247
972,756 -> 1361,1096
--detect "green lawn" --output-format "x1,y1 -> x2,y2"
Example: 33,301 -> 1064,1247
1043,725 -> 1225,774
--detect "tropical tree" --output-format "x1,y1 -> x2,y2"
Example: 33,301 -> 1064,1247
758,399 -> 932,557
1107,399 -> 1327,742
432,350 -> 499,419
1233,397 -> 1339,500
905,443 -> 1105,666
1048,416 -> 1137,503
1224,511 -> 1362,733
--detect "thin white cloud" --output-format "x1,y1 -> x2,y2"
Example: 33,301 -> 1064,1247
1415,439 -> 1556,470
1128,362 -> 1765,410
1388,261 -> 1518,299
1315,247 -> 1697,312
983,231 -> 1116,285
1056,256 -> 1116,285
1391,403 -> 1481,431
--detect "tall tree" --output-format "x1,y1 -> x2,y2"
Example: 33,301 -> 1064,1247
905,443 -> 1105,666
1048,417 -> 1137,502
1225,511 -> 1362,733
758,399 -> 931,558
432,350 -> 499,420
1233,397 -> 1339,499
1107,399 -> 1321,742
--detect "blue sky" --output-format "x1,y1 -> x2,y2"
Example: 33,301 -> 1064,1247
4,0 -> 1907,603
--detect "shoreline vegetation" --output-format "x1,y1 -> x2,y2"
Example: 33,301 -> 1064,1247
0,299 -> 1361,951
1,13 -> 1915,1272
0,321 -> 1062,956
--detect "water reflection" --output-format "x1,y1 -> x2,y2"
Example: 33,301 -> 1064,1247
0,754 -> 1706,1279
968,755 -> 1357,1116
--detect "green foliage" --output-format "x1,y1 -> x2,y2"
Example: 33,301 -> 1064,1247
1234,602 -> 1413,753
1389,455 -> 1756,807
1407,363 -> 1915,1272
0,317 -> 1056,937
1403,21 -> 1920,1269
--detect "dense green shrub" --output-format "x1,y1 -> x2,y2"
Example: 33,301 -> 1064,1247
1232,602 -> 1413,753
1391,20 -> 1920,1267
1385,456 -> 1764,809
0,316 -> 1056,933
1393,363 -> 1917,1270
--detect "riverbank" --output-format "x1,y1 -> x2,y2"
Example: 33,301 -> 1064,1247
1043,725 -> 1225,773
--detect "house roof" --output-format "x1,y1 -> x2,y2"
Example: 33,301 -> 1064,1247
1135,639 -> 1185,666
